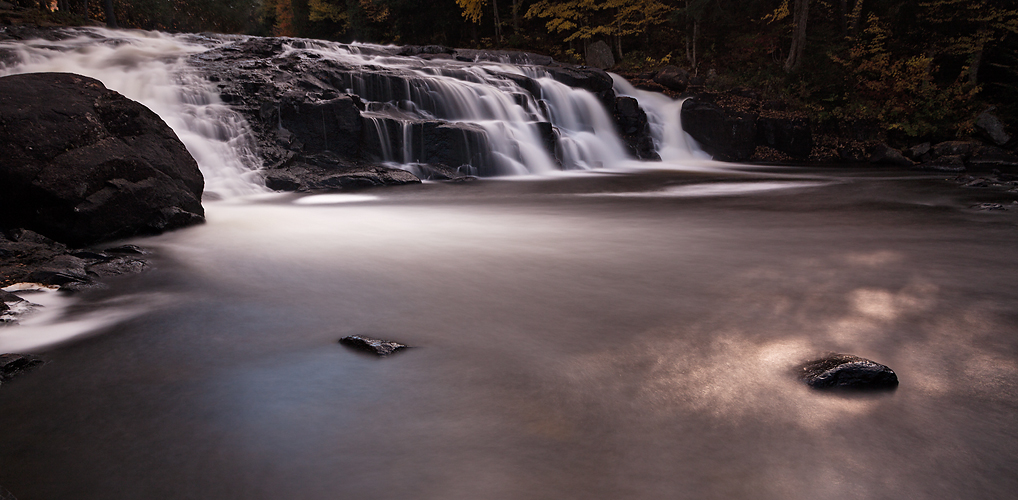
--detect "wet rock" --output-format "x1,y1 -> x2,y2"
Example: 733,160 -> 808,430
543,65 -> 614,95
585,40 -> 615,70
339,335 -> 409,356
0,72 -> 205,247
756,117 -> 813,159
104,244 -> 146,255
968,145 -> 1018,170
613,96 -> 659,160
904,142 -> 932,162
797,353 -> 899,390
0,353 -> 44,386
681,98 -> 757,161
932,140 -> 980,159
975,108 -> 1011,146
264,156 -> 420,192
868,143 -> 913,166
652,65 -> 689,93
973,203 -> 1007,211
917,155 -> 966,172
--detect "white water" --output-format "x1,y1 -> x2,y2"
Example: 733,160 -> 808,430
0,28 -> 267,199
611,74 -> 711,162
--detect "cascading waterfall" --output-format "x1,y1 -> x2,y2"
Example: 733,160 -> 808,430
0,28 -> 268,199
610,74 -> 709,162
1,28 -> 706,195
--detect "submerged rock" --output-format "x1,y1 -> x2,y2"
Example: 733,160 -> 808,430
0,353 -> 44,386
797,353 -> 899,390
339,335 -> 409,356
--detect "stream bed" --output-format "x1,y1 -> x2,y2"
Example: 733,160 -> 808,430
2,164 -> 1017,499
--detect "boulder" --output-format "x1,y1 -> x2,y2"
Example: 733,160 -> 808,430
975,107 -> 1011,146
868,143 -> 914,166
585,40 -> 615,70
0,73 -> 204,247
614,96 -> 659,160
797,353 -> 898,390
756,117 -> 813,159
917,155 -> 966,172
968,145 -> 1018,170
681,98 -> 757,161
339,335 -> 409,356
652,65 -> 689,93
904,142 -> 932,161
932,140 -> 980,159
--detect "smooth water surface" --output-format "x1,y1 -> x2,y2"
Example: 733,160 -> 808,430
2,165 -> 1017,499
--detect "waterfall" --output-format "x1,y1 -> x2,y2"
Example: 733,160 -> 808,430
0,28 -> 268,199
1,28 -> 705,195
610,74 -> 709,162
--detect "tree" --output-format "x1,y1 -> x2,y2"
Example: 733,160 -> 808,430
784,0 -> 809,72
525,0 -> 668,58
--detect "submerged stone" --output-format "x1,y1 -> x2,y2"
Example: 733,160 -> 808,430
339,335 -> 409,356
797,353 -> 898,390
0,353 -> 44,386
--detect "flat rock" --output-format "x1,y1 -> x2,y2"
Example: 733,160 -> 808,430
797,353 -> 899,390
339,335 -> 409,356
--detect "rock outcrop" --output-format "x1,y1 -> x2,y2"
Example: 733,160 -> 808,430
0,72 -> 205,247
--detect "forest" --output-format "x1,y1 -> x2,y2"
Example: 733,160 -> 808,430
7,0 -> 1018,145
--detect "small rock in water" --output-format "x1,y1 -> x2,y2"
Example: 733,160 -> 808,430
0,353 -> 44,386
339,335 -> 409,356
797,353 -> 898,390
973,203 -> 1007,211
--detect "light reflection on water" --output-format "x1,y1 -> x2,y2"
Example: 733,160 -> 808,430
1,168 -> 1017,499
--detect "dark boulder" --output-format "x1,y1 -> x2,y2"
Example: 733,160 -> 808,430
797,353 -> 898,390
968,145 -> 1018,170
614,96 -> 659,160
652,65 -> 689,93
544,65 -> 614,95
975,108 -> 1011,146
756,117 -> 813,159
0,353 -> 44,386
339,335 -> 409,356
868,143 -> 914,166
0,73 -> 204,247
681,98 -> 757,161
917,155 -> 966,172
904,142 -> 932,161
585,40 -> 615,70
932,140 -> 980,159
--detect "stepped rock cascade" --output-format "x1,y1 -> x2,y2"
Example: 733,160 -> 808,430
1,28 -> 705,195
0,28 -> 267,199
282,40 -> 636,174
611,75 -> 709,162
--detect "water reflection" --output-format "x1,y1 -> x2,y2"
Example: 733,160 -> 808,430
1,169 -> 1016,499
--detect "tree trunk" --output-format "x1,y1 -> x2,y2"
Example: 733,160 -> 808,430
103,0 -> 117,28
492,0 -> 502,43
784,0 -> 809,73
511,0 -> 520,33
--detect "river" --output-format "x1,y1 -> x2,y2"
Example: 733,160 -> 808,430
1,28 -> 1018,500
